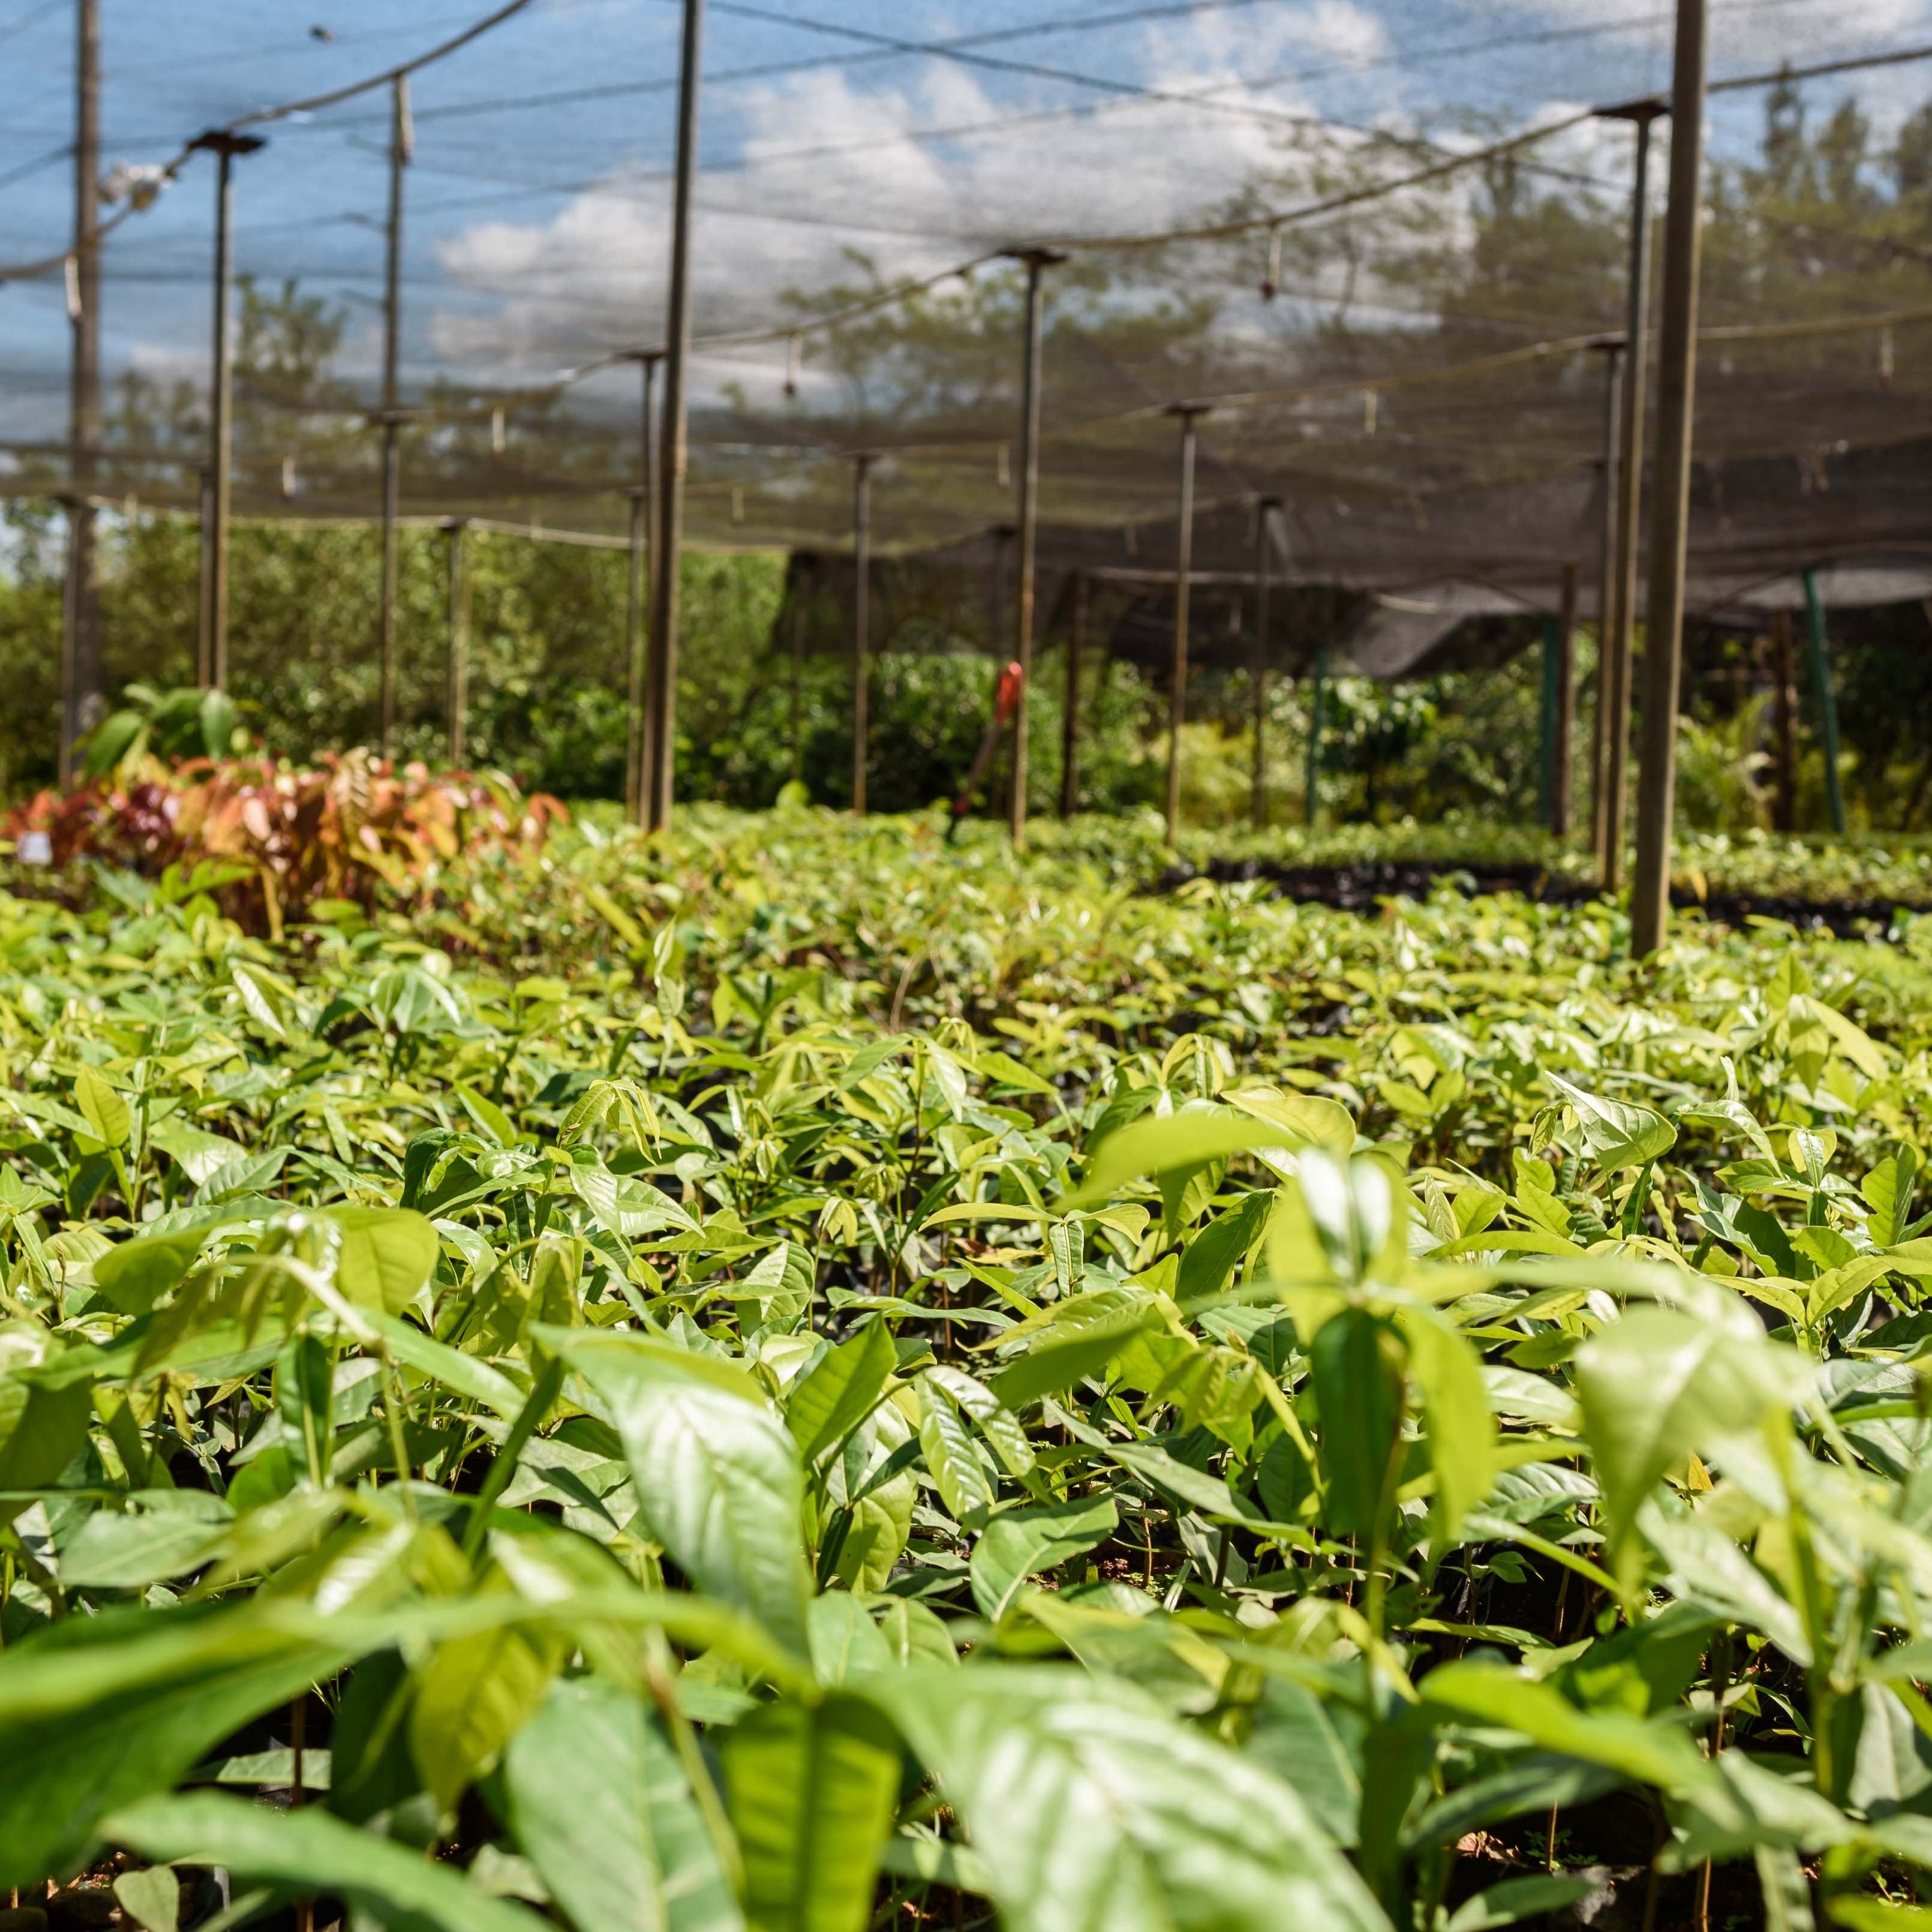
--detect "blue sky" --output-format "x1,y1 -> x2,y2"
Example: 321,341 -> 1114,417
2,0 -> 1930,443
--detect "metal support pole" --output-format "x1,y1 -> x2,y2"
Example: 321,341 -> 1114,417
1629,1 -> 1708,956
61,0 -> 102,776
789,582 -> 807,786
1059,571 -> 1086,817
1305,646 -> 1327,829
624,490 -> 648,814
195,468 -> 215,686
1589,340 -> 1625,862
445,519 -> 470,766
1552,559 -> 1578,837
644,0 -> 707,833
1771,608 -> 1797,832
1164,405 -> 1207,847
377,76 -> 410,761
624,353 -> 658,825
1600,104 -> 1663,890
1252,496 -> 1279,829
1539,617 -> 1561,830
851,454 -> 874,816
1801,568 -> 1847,835
191,131 -> 264,694
1006,248 -> 1062,845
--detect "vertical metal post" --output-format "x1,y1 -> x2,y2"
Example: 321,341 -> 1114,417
1252,496 -> 1279,829
1800,568 -> 1847,835
445,518 -> 470,766
624,352 -> 658,825
1305,646 -> 1327,829
789,580 -> 807,786
61,0 -> 102,775
1060,569 -> 1086,817
1164,405 -> 1207,847
624,490 -> 648,815
644,0 -> 707,832
1629,1 -> 1709,956
1539,617 -> 1560,829
193,132 -> 265,692
1600,104 -> 1663,890
1006,248 -> 1061,845
1771,608 -> 1797,832
1552,559 -> 1578,837
988,526 -> 1014,820
851,454 -> 874,816
205,150 -> 232,690
1589,340 -> 1624,862
378,75 -> 410,761
195,468 -> 215,686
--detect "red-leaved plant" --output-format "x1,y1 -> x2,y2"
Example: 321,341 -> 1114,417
4,748 -> 566,935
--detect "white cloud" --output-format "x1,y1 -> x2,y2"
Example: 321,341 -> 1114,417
428,1 -> 1398,386
1495,0 -> 1930,59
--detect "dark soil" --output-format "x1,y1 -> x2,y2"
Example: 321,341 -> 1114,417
1158,856 -> 1930,939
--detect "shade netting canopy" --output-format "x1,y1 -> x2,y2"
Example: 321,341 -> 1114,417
5,0 -> 1932,630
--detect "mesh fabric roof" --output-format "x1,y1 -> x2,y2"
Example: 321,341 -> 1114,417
5,0 -> 1932,614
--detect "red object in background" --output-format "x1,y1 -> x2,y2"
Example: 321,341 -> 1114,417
992,659 -> 1025,724
947,662 -> 1026,836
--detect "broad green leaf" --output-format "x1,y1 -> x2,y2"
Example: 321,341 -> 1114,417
1788,991 -> 1890,1079
108,1791 -> 546,1932
505,1675 -> 741,1932
373,1309 -> 525,1420
1222,1086 -> 1356,1152
970,1495 -> 1119,1622
872,1664 -> 1389,1932
1418,1660 -> 1709,1792
723,1692 -> 900,1932
92,1228 -> 209,1317
552,1331 -> 811,1657
112,1865 -> 180,1932
1643,1506 -> 1811,1666
74,1063 -> 131,1148
1863,1148 -> 1921,1249
1443,1875 -> 1596,1932
1175,1190 -> 1274,1307
1666,1747 -> 1857,1867
786,1320 -> 895,1466
408,1592 -> 564,1814
1573,1306 -> 1810,1568
0,1604 -> 352,1886
1545,1072 -> 1675,1174
1832,1901 -> 1932,1930
229,965 -> 291,1040
869,1596 -> 957,1670
1063,1106 -> 1332,1210
922,1364 -> 1033,1478
1397,1303 -> 1496,1539
1308,1308 -> 1403,1543
807,1592 -> 897,1684
148,1118 -> 247,1186
456,1080 -> 518,1148
0,1364 -> 95,1528
331,1207 -> 441,1315
990,1298 -> 1158,1410
1244,1676 -> 1364,1847
918,1380 -> 997,1524
1754,1846 -> 1817,1932
59,1492 -> 234,1590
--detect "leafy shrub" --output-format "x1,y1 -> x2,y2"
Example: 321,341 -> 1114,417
2,748 -> 565,934
0,814 -> 1930,1926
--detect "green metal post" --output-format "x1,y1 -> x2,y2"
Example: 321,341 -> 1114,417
1305,646 -> 1327,829
1800,568 -> 1847,835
